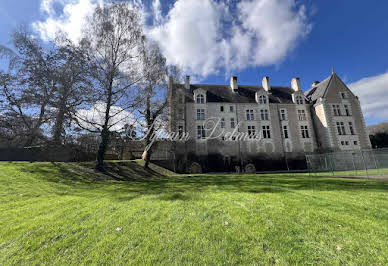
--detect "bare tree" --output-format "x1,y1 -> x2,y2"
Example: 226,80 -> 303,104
138,42 -> 168,169
0,29 -> 58,147
50,40 -> 94,145
76,3 -> 144,170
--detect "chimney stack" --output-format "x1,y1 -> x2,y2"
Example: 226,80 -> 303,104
262,76 -> 270,92
185,75 -> 190,91
230,76 -> 238,92
312,81 -> 320,87
291,77 -> 301,92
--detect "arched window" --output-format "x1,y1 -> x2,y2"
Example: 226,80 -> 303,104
259,95 -> 267,104
196,94 -> 205,104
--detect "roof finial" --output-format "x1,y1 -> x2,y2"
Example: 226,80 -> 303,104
332,67 -> 335,75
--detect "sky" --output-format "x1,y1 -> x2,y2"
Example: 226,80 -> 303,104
0,0 -> 387,125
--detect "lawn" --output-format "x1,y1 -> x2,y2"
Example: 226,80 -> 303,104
0,162 -> 388,265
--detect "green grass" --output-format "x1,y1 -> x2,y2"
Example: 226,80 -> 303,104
1,162 -> 388,265
310,168 -> 388,179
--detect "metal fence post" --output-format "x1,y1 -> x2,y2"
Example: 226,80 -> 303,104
306,155 -> 311,176
360,150 -> 369,179
372,150 -> 378,170
351,152 -> 356,176
329,154 -> 334,176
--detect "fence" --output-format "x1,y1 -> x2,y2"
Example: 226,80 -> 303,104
306,148 -> 388,179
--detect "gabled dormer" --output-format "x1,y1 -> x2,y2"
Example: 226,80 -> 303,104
193,88 -> 206,104
290,77 -> 305,104
255,76 -> 270,104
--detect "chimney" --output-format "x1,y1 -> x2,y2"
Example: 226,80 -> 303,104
230,76 -> 238,92
312,81 -> 320,87
291,77 -> 301,92
262,76 -> 270,92
185,75 -> 190,91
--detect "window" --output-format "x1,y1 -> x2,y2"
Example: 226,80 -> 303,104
197,125 -> 205,139
220,118 -> 225,128
230,118 -> 235,128
332,105 -> 341,116
220,106 -> 224,112
283,125 -> 289,139
301,125 -> 310,138
247,125 -> 256,137
354,141 -> 358,145
296,95 -> 304,104
345,141 -> 349,145
344,105 -> 351,116
297,110 -> 306,121
178,125 -> 183,137
336,122 -> 346,135
197,109 -> 205,120
341,92 -> 347,99
229,106 -> 234,112
196,94 -> 204,104
258,95 -> 267,104
262,125 -> 271,139
280,109 -> 287,121
246,109 -> 254,120
348,122 -> 355,135
260,109 -> 269,120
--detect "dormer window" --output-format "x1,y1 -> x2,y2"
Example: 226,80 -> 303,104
258,95 -> 267,104
295,95 -> 304,104
196,94 -> 205,104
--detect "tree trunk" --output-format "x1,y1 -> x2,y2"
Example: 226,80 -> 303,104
24,133 -> 36,147
52,95 -> 67,145
143,89 -> 152,169
96,127 -> 109,170
144,125 -> 154,169
24,102 -> 47,147
96,83 -> 113,171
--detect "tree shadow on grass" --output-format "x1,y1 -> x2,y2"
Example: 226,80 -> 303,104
14,162 -> 388,203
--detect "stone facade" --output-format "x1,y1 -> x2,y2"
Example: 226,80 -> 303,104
168,70 -> 371,173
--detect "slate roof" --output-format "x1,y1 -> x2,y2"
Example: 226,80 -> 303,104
183,84 -> 297,104
304,74 -> 333,103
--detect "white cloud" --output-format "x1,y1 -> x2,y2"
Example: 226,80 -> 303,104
151,0 -> 162,25
33,0 -> 103,43
348,72 -> 388,121
33,0 -> 311,78
148,0 -> 311,77
76,102 -> 136,132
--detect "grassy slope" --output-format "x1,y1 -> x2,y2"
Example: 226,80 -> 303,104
0,162 -> 387,265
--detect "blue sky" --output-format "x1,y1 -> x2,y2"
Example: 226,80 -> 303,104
0,0 -> 387,125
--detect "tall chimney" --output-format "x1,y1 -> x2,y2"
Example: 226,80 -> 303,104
230,76 -> 238,92
262,76 -> 270,92
291,77 -> 301,92
185,75 -> 190,91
